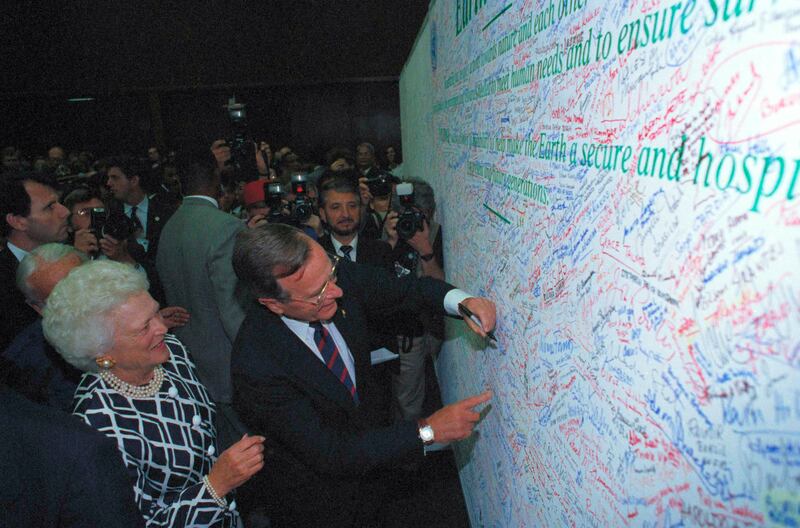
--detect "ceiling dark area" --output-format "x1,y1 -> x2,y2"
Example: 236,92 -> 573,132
0,1 -> 431,97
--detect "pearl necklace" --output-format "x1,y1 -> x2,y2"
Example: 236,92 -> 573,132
100,365 -> 165,398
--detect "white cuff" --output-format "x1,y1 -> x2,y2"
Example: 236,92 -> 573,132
443,289 -> 472,316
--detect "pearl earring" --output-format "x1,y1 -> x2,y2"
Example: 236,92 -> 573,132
96,357 -> 116,370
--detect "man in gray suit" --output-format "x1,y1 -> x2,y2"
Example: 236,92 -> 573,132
156,162 -> 248,448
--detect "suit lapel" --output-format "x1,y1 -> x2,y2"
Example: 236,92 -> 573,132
261,309 -> 357,410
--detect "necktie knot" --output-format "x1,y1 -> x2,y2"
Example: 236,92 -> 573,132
340,245 -> 353,261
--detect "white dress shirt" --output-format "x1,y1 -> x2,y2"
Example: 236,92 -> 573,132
6,241 -> 29,262
281,317 -> 358,388
331,235 -> 358,262
279,288 -> 472,388
124,195 -> 149,251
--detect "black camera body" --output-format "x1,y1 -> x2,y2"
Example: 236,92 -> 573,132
364,170 -> 396,197
264,183 -> 289,223
225,97 -> 258,181
395,183 -> 426,240
89,207 -> 137,241
290,174 -> 314,223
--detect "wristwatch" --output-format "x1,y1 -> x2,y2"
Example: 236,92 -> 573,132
417,418 -> 435,445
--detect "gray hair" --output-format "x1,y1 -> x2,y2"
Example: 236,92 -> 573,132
42,260 -> 149,372
357,142 -> 375,154
16,243 -> 88,304
233,224 -> 310,301
318,176 -> 361,208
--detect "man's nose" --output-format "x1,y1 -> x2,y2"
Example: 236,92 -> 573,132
328,282 -> 344,299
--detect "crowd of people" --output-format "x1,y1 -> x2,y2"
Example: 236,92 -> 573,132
0,137 -> 496,527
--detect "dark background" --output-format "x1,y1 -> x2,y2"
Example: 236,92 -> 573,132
0,1 -> 430,161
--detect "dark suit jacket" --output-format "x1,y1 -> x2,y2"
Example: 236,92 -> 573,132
1,319 -> 83,412
0,244 -> 38,353
108,191 -> 178,304
0,386 -> 145,527
231,261 -> 453,527
319,233 -> 393,270
108,190 -> 178,261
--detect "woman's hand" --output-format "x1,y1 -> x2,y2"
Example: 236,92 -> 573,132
207,434 -> 266,498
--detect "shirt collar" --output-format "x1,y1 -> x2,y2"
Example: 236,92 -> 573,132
124,195 -> 149,215
331,234 -> 358,254
185,195 -> 219,208
6,241 -> 29,262
281,316 -> 332,335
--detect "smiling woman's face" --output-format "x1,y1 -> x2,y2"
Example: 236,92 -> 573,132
107,292 -> 169,376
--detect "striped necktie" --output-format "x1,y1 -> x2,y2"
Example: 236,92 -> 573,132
129,205 -> 144,232
310,322 -> 358,404
340,245 -> 353,261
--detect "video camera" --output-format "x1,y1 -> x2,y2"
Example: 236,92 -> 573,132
395,183 -> 426,240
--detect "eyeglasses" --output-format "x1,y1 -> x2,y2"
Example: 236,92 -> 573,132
284,253 -> 341,309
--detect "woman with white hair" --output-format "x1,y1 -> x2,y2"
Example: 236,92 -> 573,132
42,260 -> 265,527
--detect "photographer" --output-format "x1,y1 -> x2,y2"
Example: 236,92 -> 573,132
211,138 -> 269,181
64,188 -> 137,267
384,180 -> 444,281
63,188 -> 179,311
382,179 -> 446,421
241,178 -> 322,239
358,169 -> 399,241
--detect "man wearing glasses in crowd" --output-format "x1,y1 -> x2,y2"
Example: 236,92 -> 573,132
230,223 -> 495,527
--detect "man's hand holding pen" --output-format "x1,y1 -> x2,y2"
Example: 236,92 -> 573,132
458,298 -> 497,341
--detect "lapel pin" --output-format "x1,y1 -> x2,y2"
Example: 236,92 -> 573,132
341,309 -> 347,318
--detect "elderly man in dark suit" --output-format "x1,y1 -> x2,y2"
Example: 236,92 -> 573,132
0,385 -> 145,527
0,172 -> 70,352
231,223 -> 494,527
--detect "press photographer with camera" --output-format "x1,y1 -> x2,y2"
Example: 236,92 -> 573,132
384,180 -> 444,281
382,179 -> 446,420
241,176 -> 322,239
63,187 -> 137,266
359,169 -> 400,241
215,98 -> 272,181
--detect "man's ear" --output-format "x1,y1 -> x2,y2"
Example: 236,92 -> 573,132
5,212 -> 26,232
258,297 -> 284,316
318,207 -> 327,224
130,174 -> 141,190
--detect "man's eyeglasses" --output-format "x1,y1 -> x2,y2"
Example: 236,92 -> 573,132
284,253 -> 341,309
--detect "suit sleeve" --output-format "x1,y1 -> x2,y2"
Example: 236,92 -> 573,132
235,363 -> 421,477
59,430 -> 146,527
207,220 -> 247,342
341,258 -> 454,314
